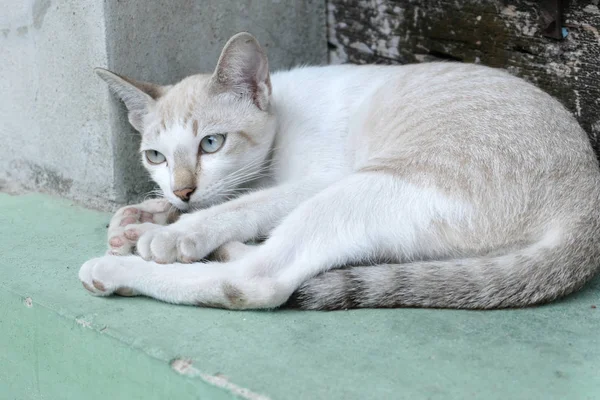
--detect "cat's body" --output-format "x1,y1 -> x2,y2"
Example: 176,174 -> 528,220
80,33 -> 600,310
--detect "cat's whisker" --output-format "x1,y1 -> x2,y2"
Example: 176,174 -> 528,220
167,204 -> 178,218
216,164 -> 270,188
141,188 -> 164,202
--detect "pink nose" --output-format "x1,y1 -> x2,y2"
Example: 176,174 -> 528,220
173,187 -> 196,202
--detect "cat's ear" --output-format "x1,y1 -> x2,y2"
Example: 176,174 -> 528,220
94,68 -> 167,132
212,32 -> 271,111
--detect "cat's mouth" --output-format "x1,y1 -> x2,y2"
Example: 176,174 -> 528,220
168,191 -> 232,213
171,199 -> 211,214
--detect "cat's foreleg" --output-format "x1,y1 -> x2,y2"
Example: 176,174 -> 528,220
80,173 -> 466,308
135,179 -> 333,264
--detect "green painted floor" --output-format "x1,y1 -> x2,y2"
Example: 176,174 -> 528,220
1,193 -> 599,400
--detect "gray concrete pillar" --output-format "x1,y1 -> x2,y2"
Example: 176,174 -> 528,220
1,0 -> 326,210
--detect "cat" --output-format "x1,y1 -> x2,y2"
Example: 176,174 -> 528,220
79,32 -> 600,310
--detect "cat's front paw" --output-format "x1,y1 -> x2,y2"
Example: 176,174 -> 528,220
79,256 -> 140,297
107,198 -> 179,256
136,227 -> 213,264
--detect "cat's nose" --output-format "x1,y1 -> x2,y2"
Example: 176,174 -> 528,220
173,187 -> 196,202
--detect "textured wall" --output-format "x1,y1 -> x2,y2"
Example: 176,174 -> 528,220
0,0 -> 115,208
328,0 -> 600,154
0,0 -> 327,209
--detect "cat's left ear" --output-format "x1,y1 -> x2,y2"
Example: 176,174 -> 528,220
94,68 -> 169,132
211,32 -> 271,111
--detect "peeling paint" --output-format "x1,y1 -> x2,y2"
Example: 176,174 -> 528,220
545,62 -> 572,78
328,0 -> 406,63
502,5 -> 518,17
581,23 -> 600,44
592,121 -> 600,142
413,6 -> 420,27
350,41 -> 373,54
376,35 -> 400,58
170,358 -> 270,400
501,6 -> 538,36
574,89 -> 582,117
75,318 -> 91,328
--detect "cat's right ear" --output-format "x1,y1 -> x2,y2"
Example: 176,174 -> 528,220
94,68 -> 167,132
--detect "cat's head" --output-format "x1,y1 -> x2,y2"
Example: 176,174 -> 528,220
95,32 -> 275,211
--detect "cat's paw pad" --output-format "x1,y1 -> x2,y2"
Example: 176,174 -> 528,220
137,229 -> 210,263
107,199 -> 178,255
108,223 -> 160,256
79,256 -> 139,297
79,257 -> 119,296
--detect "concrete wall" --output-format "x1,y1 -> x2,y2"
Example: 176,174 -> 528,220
1,0 -> 327,209
1,0 -> 114,208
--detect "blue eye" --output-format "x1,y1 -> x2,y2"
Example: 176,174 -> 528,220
145,150 -> 166,164
200,134 -> 226,153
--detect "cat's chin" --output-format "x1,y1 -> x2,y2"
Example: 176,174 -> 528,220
186,200 -> 215,211
165,199 -> 191,213
175,204 -> 191,212
175,199 -> 214,213
165,195 -> 221,212
186,195 -> 231,211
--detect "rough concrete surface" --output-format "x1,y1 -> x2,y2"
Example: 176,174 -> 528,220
1,0 -> 115,210
1,0 -> 327,210
1,192 -> 599,399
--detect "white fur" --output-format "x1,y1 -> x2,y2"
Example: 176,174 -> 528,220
82,33 -> 600,310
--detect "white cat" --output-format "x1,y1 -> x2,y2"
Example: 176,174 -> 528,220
79,32 -> 600,310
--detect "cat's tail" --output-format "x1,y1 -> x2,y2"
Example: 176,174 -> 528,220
285,225 -> 600,310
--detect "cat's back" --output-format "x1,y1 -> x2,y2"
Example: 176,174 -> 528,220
348,62 -> 596,169
272,62 -> 598,196
275,62 -> 589,155
337,62 -> 599,214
